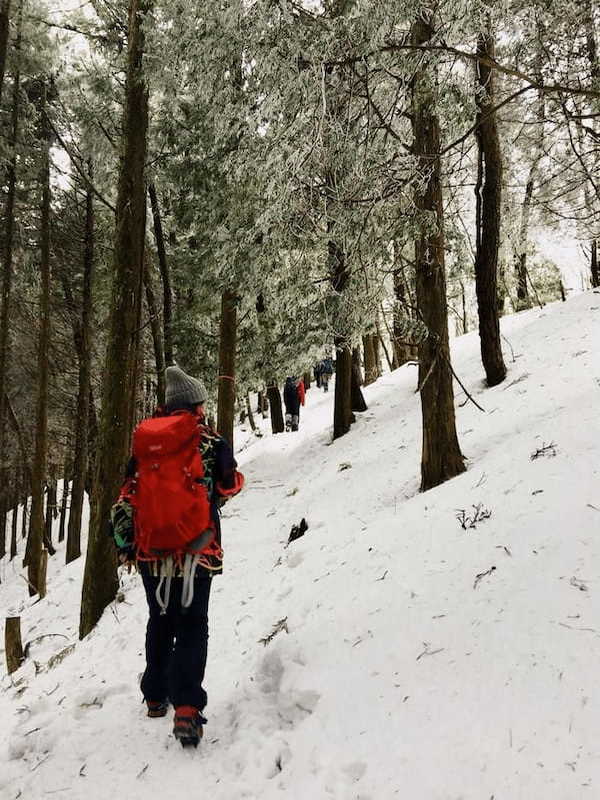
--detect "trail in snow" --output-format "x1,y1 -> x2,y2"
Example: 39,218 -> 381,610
1,292 -> 599,800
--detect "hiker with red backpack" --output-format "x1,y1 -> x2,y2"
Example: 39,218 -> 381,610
110,365 -> 244,747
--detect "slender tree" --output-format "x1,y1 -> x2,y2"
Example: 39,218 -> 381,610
80,0 -> 153,638
217,289 -> 237,448
66,164 -> 94,564
25,80 -> 52,596
411,12 -> 465,491
474,23 -> 506,386
0,0 -> 11,101
148,182 -> 174,364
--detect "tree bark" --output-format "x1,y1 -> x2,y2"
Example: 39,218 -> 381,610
58,460 -> 69,545
474,25 -> 506,387
9,482 -> 18,560
217,289 -> 237,449
351,348 -> 367,412
591,240 -> 599,288
148,182 -> 174,365
5,616 -> 24,674
0,0 -> 11,103
44,481 -> 57,555
67,165 -> 95,565
303,371 -> 311,390
142,251 -> 166,406
411,13 -> 465,491
266,381 -> 284,433
363,334 -> 377,385
80,0 -> 152,639
0,2 -> 22,547
24,82 -> 51,597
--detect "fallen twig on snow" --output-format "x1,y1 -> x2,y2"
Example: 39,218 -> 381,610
258,617 -> 289,646
570,576 -> 588,592
456,504 -> 492,530
530,441 -> 557,460
416,642 -> 445,661
473,565 -> 496,589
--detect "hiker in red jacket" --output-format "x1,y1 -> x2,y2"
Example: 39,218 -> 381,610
111,365 -> 243,747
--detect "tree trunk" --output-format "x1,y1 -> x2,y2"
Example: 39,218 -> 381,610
9,484 -> 18,560
20,492 -> 27,540
333,338 -> 354,439
148,182 -> 174,365
266,381 -> 284,433
411,13 -> 465,491
474,25 -> 506,387
5,616 -> 24,674
80,0 -> 152,639
392,266 -> 416,366
217,289 -> 237,449
58,462 -> 69,544
363,334 -> 377,385
25,83 -> 51,597
67,165 -> 95,565
591,240 -> 599,288
303,371 -> 311,390
44,481 -> 57,554
0,3 -> 22,548
0,0 -> 11,103
245,392 -> 257,433
351,348 -> 367,412
143,251 -> 165,406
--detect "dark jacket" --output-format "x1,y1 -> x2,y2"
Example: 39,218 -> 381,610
283,377 -> 301,415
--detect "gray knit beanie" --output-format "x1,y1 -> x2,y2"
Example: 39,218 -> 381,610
165,365 -> 208,408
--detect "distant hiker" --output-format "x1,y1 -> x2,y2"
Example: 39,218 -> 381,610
297,376 -> 306,408
283,375 -> 301,431
313,362 -> 322,388
320,357 -> 333,392
110,365 -> 244,747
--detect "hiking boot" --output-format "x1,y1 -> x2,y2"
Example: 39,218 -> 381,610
146,700 -> 168,718
173,705 -> 206,748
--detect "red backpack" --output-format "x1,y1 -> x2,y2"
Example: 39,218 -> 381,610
130,412 -> 213,559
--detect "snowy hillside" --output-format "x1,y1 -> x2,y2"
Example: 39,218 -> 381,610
1,292 -> 599,800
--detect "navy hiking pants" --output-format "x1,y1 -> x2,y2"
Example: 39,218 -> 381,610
140,566 -> 212,711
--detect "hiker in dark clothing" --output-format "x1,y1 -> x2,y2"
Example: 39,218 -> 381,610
110,365 -> 243,746
320,357 -> 333,392
313,362 -> 322,388
283,376 -> 301,431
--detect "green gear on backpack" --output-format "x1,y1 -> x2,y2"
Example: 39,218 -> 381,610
110,499 -> 134,549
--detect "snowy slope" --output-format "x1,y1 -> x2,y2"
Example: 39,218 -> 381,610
1,292 -> 599,800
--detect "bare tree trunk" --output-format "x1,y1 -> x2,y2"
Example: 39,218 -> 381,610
217,289 -> 237,449
80,0 -> 152,639
0,0 -> 11,103
5,616 -> 24,674
591,241 -> 599,288
351,348 -> 367,412
9,482 -> 18,560
58,459 -> 69,544
0,2 -> 22,546
411,13 -> 465,491
303,371 -> 311,390
24,83 -> 52,596
363,334 -> 376,385
67,167 -> 95,565
143,251 -> 165,406
266,380 -> 284,433
148,182 -> 174,365
44,481 -> 57,555
245,392 -> 257,433
474,25 -> 506,387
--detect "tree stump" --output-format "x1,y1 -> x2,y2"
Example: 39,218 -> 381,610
5,616 -> 24,674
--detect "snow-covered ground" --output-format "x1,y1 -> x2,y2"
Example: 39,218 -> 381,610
1,291 -> 599,800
